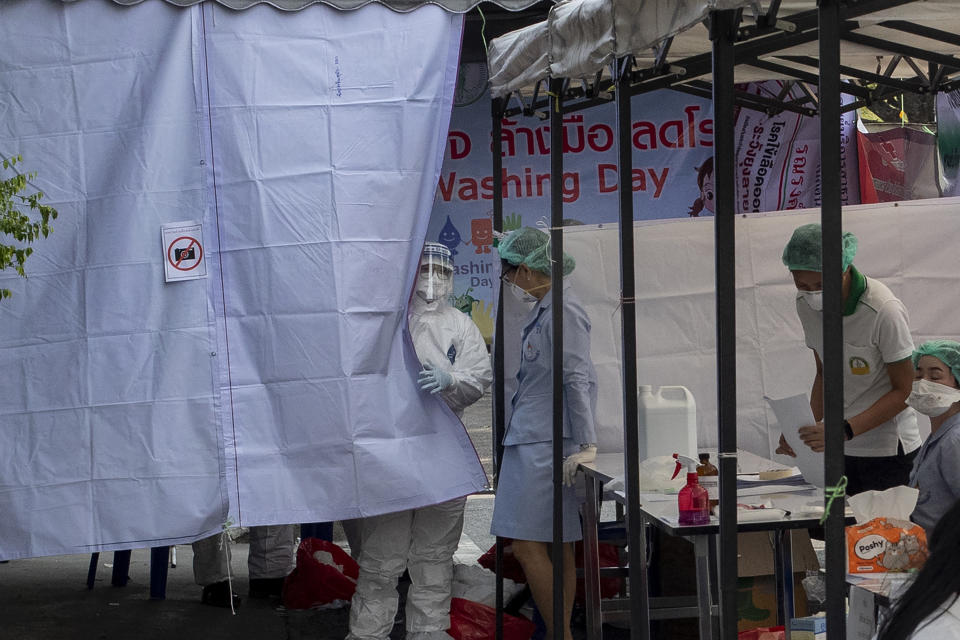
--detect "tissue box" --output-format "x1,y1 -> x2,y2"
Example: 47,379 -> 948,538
846,517 -> 928,573
790,614 -> 826,634
789,614 -> 826,639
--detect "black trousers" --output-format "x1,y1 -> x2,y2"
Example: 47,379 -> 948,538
844,441 -> 918,496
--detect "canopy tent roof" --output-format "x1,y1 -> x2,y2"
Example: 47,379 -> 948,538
487,0 -> 960,116
71,0 -> 542,11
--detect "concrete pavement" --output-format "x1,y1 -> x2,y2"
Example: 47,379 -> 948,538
0,394 -> 501,640
0,393 -> 630,639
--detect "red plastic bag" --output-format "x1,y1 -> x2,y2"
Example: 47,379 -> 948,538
574,540 -> 623,602
447,597 -> 536,640
477,539 -> 526,584
477,538 -> 623,600
282,538 -> 359,609
737,626 -> 785,640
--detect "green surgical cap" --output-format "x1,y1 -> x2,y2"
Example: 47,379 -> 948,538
782,223 -> 858,273
913,340 -> 960,384
497,226 -> 575,277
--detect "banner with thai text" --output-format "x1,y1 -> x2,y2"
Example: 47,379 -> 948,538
937,89 -> 960,197
429,82 -> 860,340
857,122 -> 938,203
734,82 -> 860,212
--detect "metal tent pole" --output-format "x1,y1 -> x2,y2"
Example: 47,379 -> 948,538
491,95 -> 506,640
710,9 -> 741,640
819,2 -> 847,639
548,75 -> 566,640
614,56 -> 647,640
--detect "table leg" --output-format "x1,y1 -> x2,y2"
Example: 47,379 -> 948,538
709,534 -> 721,639
638,515 -> 652,640
582,473 -> 603,640
773,529 -> 795,628
111,549 -> 131,587
86,552 -> 100,589
694,535 -> 714,640
150,546 -> 170,600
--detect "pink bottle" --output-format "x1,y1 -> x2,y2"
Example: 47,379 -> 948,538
672,453 -> 710,525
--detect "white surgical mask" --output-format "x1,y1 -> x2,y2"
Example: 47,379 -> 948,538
905,378 -> 960,417
506,281 -> 537,308
798,290 -> 823,311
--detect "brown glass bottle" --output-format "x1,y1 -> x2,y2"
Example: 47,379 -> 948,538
697,452 -> 719,509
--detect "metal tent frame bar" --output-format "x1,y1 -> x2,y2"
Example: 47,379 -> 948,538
496,0 -> 960,120
490,1 -> 953,638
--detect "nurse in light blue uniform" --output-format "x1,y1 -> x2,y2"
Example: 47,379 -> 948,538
490,227 -> 598,640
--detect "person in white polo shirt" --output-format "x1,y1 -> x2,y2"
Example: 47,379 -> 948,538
776,223 -> 921,495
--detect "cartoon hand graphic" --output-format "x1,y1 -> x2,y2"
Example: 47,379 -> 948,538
503,213 -> 521,232
471,299 -> 495,344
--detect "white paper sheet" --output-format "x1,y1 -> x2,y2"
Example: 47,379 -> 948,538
765,394 -> 824,487
846,585 -> 877,640
737,484 -> 813,497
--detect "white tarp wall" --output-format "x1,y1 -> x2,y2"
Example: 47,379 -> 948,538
563,198 -> 960,458
0,0 -> 227,560
0,0 -> 483,560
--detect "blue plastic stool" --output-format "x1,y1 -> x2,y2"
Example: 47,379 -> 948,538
86,546 -> 170,599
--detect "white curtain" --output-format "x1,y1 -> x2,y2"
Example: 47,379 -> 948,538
0,0 -> 483,559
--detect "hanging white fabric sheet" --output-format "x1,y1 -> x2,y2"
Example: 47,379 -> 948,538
0,0 -> 482,559
0,0 -> 227,560
199,3 -> 485,527
562,197 -> 960,459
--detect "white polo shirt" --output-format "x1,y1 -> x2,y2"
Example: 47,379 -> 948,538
797,275 -> 921,457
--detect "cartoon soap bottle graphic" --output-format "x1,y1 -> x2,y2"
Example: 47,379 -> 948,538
438,216 -> 462,257
471,218 -> 493,254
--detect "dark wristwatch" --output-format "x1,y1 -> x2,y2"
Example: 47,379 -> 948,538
843,420 -> 854,441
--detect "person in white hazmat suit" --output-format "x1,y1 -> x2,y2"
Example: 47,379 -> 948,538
193,524 -> 297,607
347,242 -> 492,640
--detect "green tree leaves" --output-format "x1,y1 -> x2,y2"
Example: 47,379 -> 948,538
0,155 -> 58,299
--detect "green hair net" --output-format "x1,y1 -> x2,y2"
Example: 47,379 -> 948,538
781,223 -> 858,273
497,226 -> 575,277
913,340 -> 960,384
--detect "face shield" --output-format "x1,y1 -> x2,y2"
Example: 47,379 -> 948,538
415,242 -> 454,304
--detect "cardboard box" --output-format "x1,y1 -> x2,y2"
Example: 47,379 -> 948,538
737,531 -> 819,633
738,575 -> 807,633
653,529 -> 819,637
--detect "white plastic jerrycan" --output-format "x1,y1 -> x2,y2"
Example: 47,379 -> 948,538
637,385 -> 698,461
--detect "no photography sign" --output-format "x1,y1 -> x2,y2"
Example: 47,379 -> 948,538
162,221 -> 207,282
